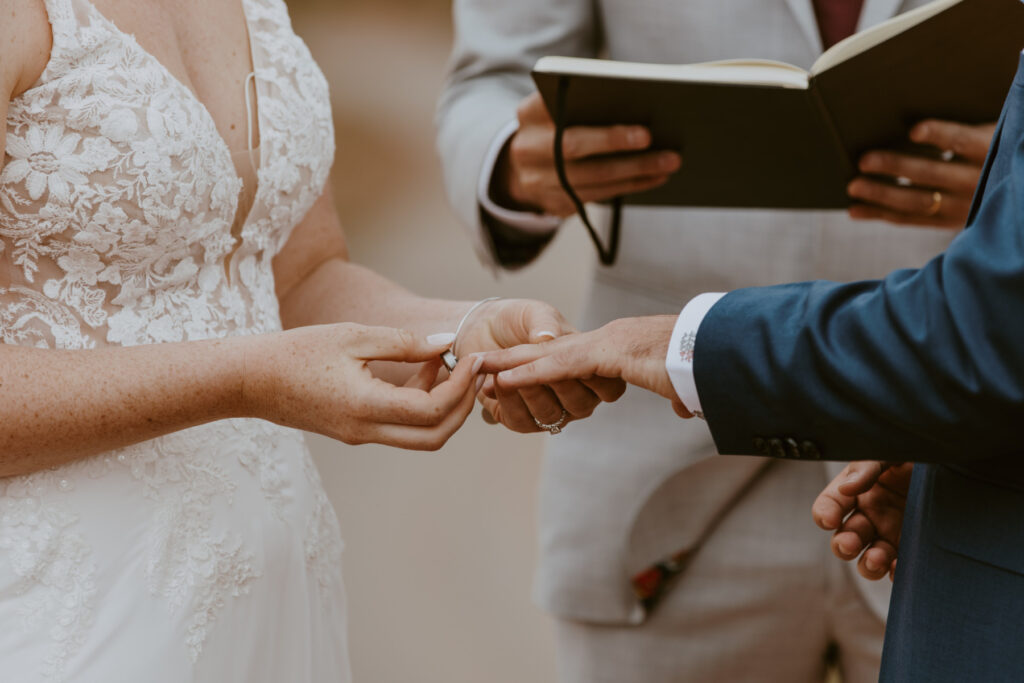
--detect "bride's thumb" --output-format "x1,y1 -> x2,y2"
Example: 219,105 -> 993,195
524,305 -> 573,344
353,327 -> 454,363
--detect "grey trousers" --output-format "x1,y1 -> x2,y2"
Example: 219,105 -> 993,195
555,459 -> 885,683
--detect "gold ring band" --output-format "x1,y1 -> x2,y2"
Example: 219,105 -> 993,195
925,191 -> 943,217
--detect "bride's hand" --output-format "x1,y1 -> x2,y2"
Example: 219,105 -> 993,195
243,324 -> 482,450
457,299 -> 626,433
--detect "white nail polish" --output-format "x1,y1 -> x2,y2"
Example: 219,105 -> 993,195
427,332 -> 456,346
536,330 -> 557,340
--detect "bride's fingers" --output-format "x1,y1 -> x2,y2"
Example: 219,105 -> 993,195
360,359 -> 479,426
580,376 -> 627,403
364,378 -> 480,451
493,378 -> 544,433
518,383 -> 570,426
548,380 -> 599,418
404,358 -> 442,391
350,326 -> 455,363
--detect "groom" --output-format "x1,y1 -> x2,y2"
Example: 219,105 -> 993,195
480,52 -> 1024,683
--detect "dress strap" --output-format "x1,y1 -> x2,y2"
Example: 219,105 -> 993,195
37,0 -> 89,84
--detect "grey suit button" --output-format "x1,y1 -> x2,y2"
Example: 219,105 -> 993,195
800,441 -> 822,460
753,437 -> 769,456
769,438 -> 787,459
784,438 -> 801,459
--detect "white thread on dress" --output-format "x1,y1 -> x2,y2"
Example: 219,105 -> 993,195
0,0 -> 341,677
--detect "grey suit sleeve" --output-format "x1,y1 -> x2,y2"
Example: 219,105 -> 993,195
435,0 -> 600,268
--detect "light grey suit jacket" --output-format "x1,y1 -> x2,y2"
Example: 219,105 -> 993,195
437,0 -> 952,625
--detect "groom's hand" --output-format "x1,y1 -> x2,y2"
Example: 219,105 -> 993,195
477,316 -> 685,414
458,299 -> 626,432
812,461 -> 913,581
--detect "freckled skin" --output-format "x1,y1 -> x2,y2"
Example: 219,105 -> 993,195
0,1 -> 607,474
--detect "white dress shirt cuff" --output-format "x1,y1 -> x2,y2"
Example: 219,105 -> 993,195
665,292 -> 726,418
478,120 -> 562,235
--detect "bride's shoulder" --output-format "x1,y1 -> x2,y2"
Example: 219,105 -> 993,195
1,0 -> 53,101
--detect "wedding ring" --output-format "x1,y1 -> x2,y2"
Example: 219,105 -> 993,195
896,176 -> 912,187
940,149 -> 956,162
925,191 -> 943,217
534,409 -> 569,435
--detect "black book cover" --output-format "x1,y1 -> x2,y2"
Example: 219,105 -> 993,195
532,0 -> 1024,210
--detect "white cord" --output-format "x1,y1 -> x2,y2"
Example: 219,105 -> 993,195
450,296 -> 501,360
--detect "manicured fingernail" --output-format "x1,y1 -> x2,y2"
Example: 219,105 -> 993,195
536,330 -> 557,340
475,375 -> 485,391
471,354 -> 484,374
427,333 -> 456,346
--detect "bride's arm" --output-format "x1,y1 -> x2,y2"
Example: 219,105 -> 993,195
0,14 -> 479,478
275,190 -> 475,346
274,188 -> 626,426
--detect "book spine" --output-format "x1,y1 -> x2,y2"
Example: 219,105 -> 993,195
807,78 -> 855,181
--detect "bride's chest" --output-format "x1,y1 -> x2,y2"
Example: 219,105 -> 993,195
1,0 -> 334,276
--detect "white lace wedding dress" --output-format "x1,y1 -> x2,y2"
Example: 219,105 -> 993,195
0,1 -> 350,681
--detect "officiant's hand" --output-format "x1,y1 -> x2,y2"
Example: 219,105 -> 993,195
457,299 -> 626,432
476,315 -> 690,419
493,92 -> 682,217
848,119 -> 996,229
243,324 -> 482,451
812,461 -> 913,582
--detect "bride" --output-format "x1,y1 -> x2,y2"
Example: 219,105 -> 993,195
0,0 -> 623,680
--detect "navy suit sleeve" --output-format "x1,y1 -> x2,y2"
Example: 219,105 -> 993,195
695,63 -> 1024,465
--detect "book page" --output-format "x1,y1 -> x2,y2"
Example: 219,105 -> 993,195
811,0 -> 959,74
534,57 -> 810,89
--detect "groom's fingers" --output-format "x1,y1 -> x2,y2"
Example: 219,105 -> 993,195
836,461 -> 887,497
812,460 -> 887,530
858,540 -> 899,581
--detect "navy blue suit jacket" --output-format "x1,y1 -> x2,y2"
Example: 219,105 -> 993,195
696,54 -> 1024,682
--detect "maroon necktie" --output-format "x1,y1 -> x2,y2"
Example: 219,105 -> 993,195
812,0 -> 865,48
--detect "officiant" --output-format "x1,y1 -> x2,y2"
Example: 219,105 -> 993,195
436,0 -> 993,680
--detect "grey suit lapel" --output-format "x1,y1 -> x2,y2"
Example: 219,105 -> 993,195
786,0 -> 905,56
859,0 -> 905,30
784,0 -> 824,54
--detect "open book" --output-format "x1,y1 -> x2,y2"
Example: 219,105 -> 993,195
532,0 -> 1024,209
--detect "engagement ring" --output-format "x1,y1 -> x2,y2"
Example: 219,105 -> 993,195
534,410 -> 569,435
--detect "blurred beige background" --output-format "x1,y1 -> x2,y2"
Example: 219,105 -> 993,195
288,1 -> 593,681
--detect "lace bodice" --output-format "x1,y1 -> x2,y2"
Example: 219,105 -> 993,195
0,3 -> 348,681
0,0 -> 334,349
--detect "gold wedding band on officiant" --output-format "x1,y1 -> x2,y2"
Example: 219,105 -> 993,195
926,191 -> 943,217
534,409 -> 569,435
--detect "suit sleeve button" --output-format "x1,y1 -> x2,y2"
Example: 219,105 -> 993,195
753,437 -> 769,456
800,441 -> 822,460
769,438 -> 787,459
784,438 -> 801,459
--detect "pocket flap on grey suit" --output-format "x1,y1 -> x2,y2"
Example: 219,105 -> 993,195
931,465 -> 1024,576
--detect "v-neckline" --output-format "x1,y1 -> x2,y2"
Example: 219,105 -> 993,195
83,0 -> 265,234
